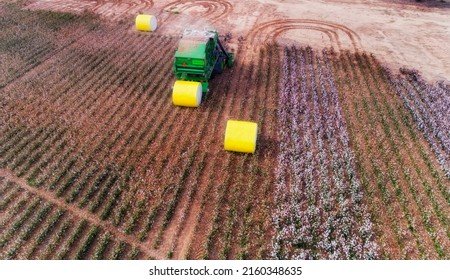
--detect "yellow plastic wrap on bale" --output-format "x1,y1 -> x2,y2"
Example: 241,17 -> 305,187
135,14 -> 157,31
172,81 -> 202,107
224,120 -> 258,153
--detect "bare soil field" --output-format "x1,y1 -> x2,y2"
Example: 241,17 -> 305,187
0,0 -> 449,259
23,0 -> 450,81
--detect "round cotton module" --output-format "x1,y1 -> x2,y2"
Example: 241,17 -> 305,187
224,120 -> 258,153
135,14 -> 157,32
172,80 -> 203,107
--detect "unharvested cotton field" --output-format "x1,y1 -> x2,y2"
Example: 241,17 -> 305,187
272,46 -> 378,259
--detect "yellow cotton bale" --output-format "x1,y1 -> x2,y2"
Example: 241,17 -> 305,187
135,14 -> 157,31
172,80 -> 202,107
224,120 -> 258,153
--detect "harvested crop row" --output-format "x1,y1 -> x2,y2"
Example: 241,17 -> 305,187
0,176 -> 145,259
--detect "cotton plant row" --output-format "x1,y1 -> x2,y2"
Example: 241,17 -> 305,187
0,26 -> 183,259
437,81 -> 450,95
385,68 -> 450,178
399,77 -> 450,155
403,71 -> 450,153
321,50 -> 378,258
272,47 -> 378,260
272,47 -> 298,259
33,36 -> 174,231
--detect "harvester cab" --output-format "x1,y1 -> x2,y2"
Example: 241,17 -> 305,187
172,29 -> 234,107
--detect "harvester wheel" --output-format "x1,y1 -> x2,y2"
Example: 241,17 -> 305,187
172,80 -> 203,107
214,57 -> 225,75
224,120 -> 258,153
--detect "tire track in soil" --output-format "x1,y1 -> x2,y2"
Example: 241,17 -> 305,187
227,45 -> 280,259
165,47 -> 242,259
204,87 -> 257,260
149,62 -> 235,257
184,46 -> 259,260
93,0 -> 154,12
92,1 -> 155,21
247,19 -> 361,52
270,26 -> 342,51
130,94 -> 201,242
135,43 -> 250,258
174,44 -> 251,259
208,101 -> 251,260
205,47 -> 267,259
146,108 -> 214,254
0,168 -> 165,259
158,0 -> 232,24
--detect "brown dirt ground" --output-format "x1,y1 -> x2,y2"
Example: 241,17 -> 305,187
24,0 -> 450,81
